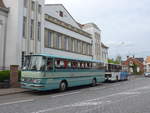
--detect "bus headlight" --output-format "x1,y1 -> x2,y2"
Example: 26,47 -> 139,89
33,79 -> 41,84
21,78 -> 25,82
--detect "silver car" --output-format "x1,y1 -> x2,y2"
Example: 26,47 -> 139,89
144,72 -> 150,77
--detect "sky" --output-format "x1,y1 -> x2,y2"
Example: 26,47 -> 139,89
45,0 -> 150,59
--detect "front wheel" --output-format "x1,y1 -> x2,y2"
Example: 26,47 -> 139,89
91,79 -> 97,87
59,81 -> 67,91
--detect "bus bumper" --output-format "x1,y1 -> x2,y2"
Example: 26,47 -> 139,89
21,82 -> 47,91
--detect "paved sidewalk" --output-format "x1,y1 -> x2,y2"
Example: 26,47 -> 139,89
0,88 -> 28,96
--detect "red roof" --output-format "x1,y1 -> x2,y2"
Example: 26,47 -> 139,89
145,56 -> 150,63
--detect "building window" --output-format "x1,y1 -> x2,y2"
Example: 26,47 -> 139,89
64,37 -> 68,50
80,41 -> 83,54
77,41 -> 80,53
68,38 -> 72,51
48,31 -> 52,48
38,22 -> 41,41
38,5 -> 42,14
72,39 -> 75,52
30,19 -> 34,40
74,39 -> 78,52
23,16 -> 27,38
59,11 -> 63,17
21,51 -> 26,68
24,0 -> 27,8
89,45 -> 92,55
31,1 -> 35,11
56,33 -> 60,49
44,29 -> 48,47
87,44 -> 89,55
83,43 -> 86,54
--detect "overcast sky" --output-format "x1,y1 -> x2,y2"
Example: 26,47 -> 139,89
45,0 -> 150,59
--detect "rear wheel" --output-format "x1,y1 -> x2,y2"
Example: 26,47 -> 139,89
91,78 -> 97,87
59,81 -> 67,91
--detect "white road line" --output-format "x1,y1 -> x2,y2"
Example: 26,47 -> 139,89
0,99 -> 34,106
51,91 -> 80,98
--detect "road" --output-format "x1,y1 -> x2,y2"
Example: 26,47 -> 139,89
0,76 -> 150,113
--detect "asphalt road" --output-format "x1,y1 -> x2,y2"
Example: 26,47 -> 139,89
0,76 -> 150,113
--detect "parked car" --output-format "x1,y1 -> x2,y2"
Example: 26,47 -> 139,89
144,72 -> 150,77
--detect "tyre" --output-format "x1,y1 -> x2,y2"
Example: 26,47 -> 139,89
91,78 -> 97,87
59,81 -> 67,91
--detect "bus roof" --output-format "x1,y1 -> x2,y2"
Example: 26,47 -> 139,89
27,54 -> 104,63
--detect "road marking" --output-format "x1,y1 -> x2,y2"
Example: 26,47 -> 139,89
0,99 -> 34,106
51,91 -> 80,98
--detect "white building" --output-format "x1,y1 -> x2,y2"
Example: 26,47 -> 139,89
101,42 -> 108,65
2,0 -> 44,69
43,4 -> 92,60
82,23 -> 109,64
82,23 -> 102,61
0,0 -> 108,70
0,0 -> 8,70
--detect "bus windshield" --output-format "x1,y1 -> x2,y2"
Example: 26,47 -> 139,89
23,56 -> 46,71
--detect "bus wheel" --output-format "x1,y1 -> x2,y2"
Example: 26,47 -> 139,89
91,78 -> 97,87
59,81 -> 67,91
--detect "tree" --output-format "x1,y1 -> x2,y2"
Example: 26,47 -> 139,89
115,55 -> 122,64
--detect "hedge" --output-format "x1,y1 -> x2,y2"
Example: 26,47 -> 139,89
0,70 -> 10,82
0,70 -> 21,82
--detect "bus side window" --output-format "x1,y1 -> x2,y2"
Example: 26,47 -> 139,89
67,61 -> 71,68
64,60 -> 68,69
78,62 -> 80,68
55,59 -> 61,69
71,61 -> 78,69
46,58 -> 53,71
92,63 -> 96,69
87,63 -> 89,68
60,60 -> 64,68
80,62 -> 83,69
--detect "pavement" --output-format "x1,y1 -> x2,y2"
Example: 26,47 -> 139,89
0,88 -> 28,96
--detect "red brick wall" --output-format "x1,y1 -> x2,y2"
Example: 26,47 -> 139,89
123,58 -> 144,74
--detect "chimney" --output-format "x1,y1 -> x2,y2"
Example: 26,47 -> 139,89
127,56 -> 129,59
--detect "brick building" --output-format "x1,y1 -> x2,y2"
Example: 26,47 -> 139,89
122,57 -> 144,75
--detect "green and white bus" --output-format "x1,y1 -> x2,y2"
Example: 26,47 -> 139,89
21,54 -> 105,91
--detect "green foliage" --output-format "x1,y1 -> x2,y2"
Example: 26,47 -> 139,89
0,70 -> 10,82
18,71 -> 21,82
108,59 -> 120,64
0,70 -> 21,82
